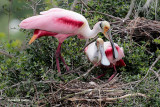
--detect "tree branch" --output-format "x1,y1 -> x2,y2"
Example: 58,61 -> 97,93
0,50 -> 13,58
88,11 -> 122,21
135,55 -> 160,87
124,0 -> 136,21
67,93 -> 147,102
143,0 -> 153,10
71,0 -> 79,11
151,69 -> 160,83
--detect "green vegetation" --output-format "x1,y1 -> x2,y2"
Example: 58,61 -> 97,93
0,0 -> 160,106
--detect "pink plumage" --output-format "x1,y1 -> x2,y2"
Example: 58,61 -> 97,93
19,8 -> 112,73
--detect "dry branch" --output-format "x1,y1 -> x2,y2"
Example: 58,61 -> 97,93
151,69 -> 160,83
71,0 -> 79,10
67,93 -> 147,102
124,0 -> 136,21
0,50 -> 13,58
143,0 -> 153,10
88,11 -> 122,21
135,55 -> 160,87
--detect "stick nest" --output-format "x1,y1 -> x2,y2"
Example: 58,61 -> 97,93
35,75 -> 147,106
125,17 -> 160,41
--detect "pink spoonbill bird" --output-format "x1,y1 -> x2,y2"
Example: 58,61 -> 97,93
85,38 -> 126,81
19,8 -> 118,73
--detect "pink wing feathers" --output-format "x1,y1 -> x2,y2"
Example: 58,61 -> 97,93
19,8 -> 84,34
105,44 -> 125,65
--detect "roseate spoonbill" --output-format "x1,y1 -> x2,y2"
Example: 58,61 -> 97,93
19,8 -> 118,72
85,38 -> 126,81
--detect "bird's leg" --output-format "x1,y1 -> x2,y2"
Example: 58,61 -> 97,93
55,43 -> 62,73
96,72 -> 107,79
59,47 -> 70,71
107,65 -> 117,82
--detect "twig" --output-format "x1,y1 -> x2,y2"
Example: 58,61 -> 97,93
135,55 -> 160,87
100,73 -> 119,88
60,88 -> 131,101
60,89 -> 94,100
0,80 -> 58,92
80,0 -> 93,10
0,50 -> 14,58
26,0 -> 41,15
50,0 -> 58,8
88,11 -> 122,21
124,0 -> 136,21
81,64 -> 97,78
143,0 -> 153,10
67,93 -> 147,102
63,65 -> 97,88
134,38 -> 153,55
63,64 -> 88,75
155,0 -> 158,20
70,0 -> 79,10
150,69 -> 160,83
8,0 -> 13,42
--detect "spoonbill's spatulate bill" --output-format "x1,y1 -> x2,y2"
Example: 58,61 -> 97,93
85,38 -> 125,81
19,8 -> 117,72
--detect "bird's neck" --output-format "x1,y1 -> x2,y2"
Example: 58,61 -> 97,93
86,42 -> 101,64
85,22 -> 101,39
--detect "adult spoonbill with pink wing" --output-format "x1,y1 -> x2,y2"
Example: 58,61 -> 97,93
19,8 -> 118,72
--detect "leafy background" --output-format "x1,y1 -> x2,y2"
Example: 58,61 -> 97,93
0,0 -> 160,106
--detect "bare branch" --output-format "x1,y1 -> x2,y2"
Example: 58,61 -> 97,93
135,55 -> 160,87
155,0 -> 158,20
88,11 -> 122,21
0,50 -> 14,58
26,0 -> 41,15
67,93 -> 147,102
151,69 -> 160,83
143,0 -> 153,10
71,0 -> 79,11
50,0 -> 58,8
124,0 -> 136,21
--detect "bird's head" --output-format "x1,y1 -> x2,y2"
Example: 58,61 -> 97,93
99,21 -> 119,59
99,21 -> 110,39
96,38 -> 104,50
96,38 -> 110,66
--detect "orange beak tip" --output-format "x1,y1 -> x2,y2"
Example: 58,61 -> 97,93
28,34 -> 37,45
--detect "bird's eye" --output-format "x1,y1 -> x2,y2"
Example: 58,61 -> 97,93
100,22 -> 102,29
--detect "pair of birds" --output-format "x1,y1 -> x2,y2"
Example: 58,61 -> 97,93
20,8 -> 125,81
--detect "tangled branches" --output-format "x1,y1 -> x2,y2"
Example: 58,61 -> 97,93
0,73 -> 147,106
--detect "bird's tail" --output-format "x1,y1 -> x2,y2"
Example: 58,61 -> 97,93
19,15 -> 41,29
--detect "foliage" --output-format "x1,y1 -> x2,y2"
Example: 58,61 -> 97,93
0,0 -> 160,106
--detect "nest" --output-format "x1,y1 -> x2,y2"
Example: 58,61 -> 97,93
126,17 -> 160,41
33,74 -> 147,106
111,17 -> 160,54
